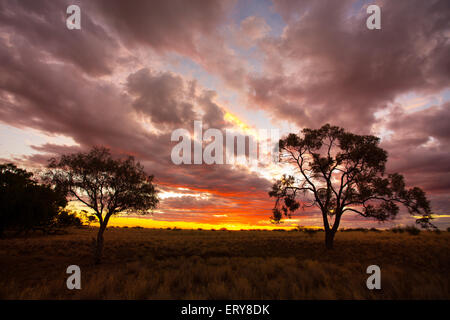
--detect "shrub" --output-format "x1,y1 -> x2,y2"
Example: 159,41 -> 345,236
390,227 -> 404,233
341,228 -> 369,232
296,226 -> 318,235
55,210 -> 82,228
0,163 -> 67,236
405,225 -> 421,235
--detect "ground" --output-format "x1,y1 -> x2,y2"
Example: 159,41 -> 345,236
0,227 -> 448,299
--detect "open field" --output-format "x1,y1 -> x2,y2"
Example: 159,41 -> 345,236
0,227 -> 449,299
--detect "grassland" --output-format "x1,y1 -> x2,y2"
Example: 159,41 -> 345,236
0,227 -> 448,299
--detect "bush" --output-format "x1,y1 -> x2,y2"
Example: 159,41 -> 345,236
405,225 -> 421,235
55,210 -> 82,228
79,210 -> 98,226
0,163 -> 67,236
86,215 -> 98,226
296,226 -> 319,235
341,228 -> 368,232
390,227 -> 405,233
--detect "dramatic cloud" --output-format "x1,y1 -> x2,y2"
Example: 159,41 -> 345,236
0,0 -> 119,75
92,0 -> 248,89
92,0 -> 233,56
0,0 -> 448,228
126,68 -> 228,130
249,0 -> 450,131
126,68 -> 197,129
381,102 -> 450,202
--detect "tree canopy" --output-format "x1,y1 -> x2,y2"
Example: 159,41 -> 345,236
45,146 -> 159,262
0,163 -> 67,236
269,124 -> 434,248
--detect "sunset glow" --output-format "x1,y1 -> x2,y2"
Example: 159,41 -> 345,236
0,0 -> 449,231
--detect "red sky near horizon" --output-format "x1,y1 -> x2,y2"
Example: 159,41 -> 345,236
0,0 -> 449,230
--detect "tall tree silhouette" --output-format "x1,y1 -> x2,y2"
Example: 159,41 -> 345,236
0,163 -> 67,237
269,124 -> 433,249
46,147 -> 159,263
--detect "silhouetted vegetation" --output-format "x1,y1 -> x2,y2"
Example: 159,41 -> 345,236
55,210 -> 83,228
269,124 -> 434,249
390,225 -> 421,235
0,163 -> 67,237
295,226 -> 320,236
340,228 -> 369,233
45,146 -> 159,263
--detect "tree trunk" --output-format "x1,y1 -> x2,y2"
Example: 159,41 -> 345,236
95,225 -> 106,264
325,229 -> 336,250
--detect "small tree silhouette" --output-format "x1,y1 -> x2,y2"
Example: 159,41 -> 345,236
46,147 -> 159,263
269,124 -> 433,249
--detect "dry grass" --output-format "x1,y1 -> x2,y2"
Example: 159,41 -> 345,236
0,227 -> 448,299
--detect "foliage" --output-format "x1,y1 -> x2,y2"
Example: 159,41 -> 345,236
78,210 -> 98,226
295,225 -> 319,235
0,163 -> 67,236
55,210 -> 83,228
340,228 -> 369,232
391,225 -> 421,235
44,146 -> 159,262
269,124 -> 434,248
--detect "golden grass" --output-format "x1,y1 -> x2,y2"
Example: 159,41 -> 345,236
0,227 -> 448,299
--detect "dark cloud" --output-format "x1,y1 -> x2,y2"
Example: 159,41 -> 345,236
249,0 -> 450,131
126,68 -> 229,132
0,0 -> 119,75
126,68 -> 197,129
92,0 -> 233,56
381,103 -> 450,199
0,0 -> 448,227
0,23 -> 271,225
90,0 -> 247,89
386,102 -> 450,145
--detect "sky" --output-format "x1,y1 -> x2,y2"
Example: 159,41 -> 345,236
0,0 -> 449,230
